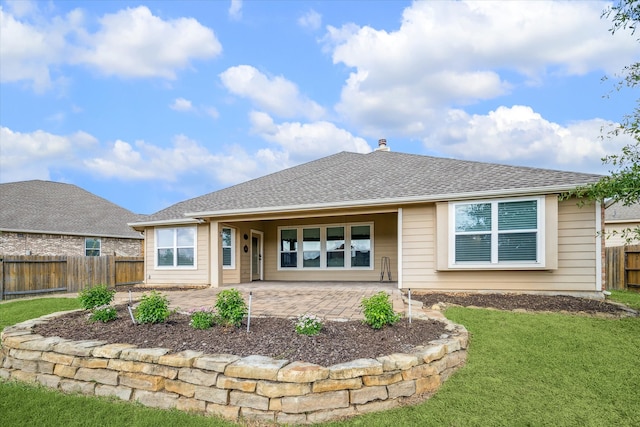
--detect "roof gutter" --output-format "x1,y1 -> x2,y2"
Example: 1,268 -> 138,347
184,184 -> 585,219
128,217 -> 204,229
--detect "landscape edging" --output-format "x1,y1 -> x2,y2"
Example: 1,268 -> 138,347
0,310 -> 468,424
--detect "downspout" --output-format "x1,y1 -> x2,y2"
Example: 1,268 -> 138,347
397,208 -> 403,289
596,201 -> 604,293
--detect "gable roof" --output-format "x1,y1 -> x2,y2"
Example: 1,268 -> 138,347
0,180 -> 143,239
605,201 -> 640,222
134,150 -> 602,225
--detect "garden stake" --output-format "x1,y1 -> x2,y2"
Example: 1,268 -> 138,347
408,288 -> 412,324
247,291 -> 252,333
127,305 -> 136,324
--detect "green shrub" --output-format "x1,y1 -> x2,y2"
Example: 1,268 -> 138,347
214,289 -> 247,327
360,291 -> 401,329
78,284 -> 115,310
295,314 -> 323,336
90,306 -> 117,323
189,309 -> 215,330
135,291 -> 171,324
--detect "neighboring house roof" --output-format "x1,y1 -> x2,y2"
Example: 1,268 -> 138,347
134,150 -> 602,226
0,180 -> 143,239
605,201 -> 640,223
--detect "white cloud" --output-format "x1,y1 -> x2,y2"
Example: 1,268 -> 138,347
424,105 -> 632,174
170,98 -> 194,112
74,6 -> 221,79
0,6 -> 73,91
0,126 -> 98,182
83,134 -> 288,185
220,65 -> 325,120
298,10 -> 321,31
325,1 -> 638,137
4,0 -> 38,18
0,5 -> 221,90
229,0 -> 242,21
249,111 -> 372,162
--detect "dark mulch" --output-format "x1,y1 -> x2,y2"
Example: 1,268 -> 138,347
34,305 -> 448,366
411,292 -> 633,315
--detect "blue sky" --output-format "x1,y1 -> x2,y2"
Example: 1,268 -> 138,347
1,0 -> 638,214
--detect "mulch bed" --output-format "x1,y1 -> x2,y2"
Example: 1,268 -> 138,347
33,293 -> 637,367
411,292 -> 635,316
34,305 -> 448,366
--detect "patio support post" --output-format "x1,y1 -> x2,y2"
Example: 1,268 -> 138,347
210,220 -> 223,288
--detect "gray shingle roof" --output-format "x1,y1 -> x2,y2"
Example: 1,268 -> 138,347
138,150 -> 602,224
0,180 -> 143,239
606,201 -> 640,221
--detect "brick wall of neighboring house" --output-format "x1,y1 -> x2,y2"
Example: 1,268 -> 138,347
0,231 -> 143,256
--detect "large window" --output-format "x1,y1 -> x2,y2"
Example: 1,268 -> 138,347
451,198 -> 542,267
222,228 -> 235,269
85,238 -> 101,256
278,223 -> 372,270
156,227 -> 196,268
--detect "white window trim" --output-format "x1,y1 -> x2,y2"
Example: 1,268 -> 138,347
155,226 -> 197,269
222,227 -> 235,269
85,237 -> 101,256
277,222 -> 374,270
448,196 -> 545,269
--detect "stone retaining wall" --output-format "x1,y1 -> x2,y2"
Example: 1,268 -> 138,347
0,311 -> 468,424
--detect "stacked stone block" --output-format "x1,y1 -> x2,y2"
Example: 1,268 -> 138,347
0,312 -> 468,424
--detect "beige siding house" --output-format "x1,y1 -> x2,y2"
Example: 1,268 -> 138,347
130,146 -> 604,297
604,201 -> 640,247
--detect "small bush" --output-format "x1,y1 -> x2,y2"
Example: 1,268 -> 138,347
78,284 -> 115,310
190,309 -> 215,330
135,291 -> 171,324
214,289 -> 247,327
90,306 -> 117,323
295,314 -> 323,336
360,291 -> 400,329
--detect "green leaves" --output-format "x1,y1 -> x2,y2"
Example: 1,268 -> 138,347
78,284 -> 115,310
135,291 -> 171,324
214,288 -> 247,327
360,291 -> 400,330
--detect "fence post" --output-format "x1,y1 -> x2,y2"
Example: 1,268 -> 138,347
0,257 -> 4,301
110,256 -> 116,288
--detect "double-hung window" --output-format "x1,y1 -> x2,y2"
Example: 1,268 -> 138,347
156,227 -> 196,268
222,228 -> 235,269
326,227 -> 345,267
278,223 -> 372,269
450,197 -> 542,267
85,238 -> 101,256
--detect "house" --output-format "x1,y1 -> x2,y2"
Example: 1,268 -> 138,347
0,180 -> 143,256
130,142 -> 605,296
605,201 -> 640,246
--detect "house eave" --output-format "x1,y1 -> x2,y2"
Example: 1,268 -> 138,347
128,218 -> 204,230
0,228 -> 143,240
184,184 -> 583,220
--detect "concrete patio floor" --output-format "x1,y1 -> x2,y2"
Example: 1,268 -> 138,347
114,281 -> 405,321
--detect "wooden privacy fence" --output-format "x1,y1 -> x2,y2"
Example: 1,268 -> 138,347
0,255 -> 144,300
605,245 -> 640,291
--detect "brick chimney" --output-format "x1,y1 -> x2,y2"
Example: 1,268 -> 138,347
375,138 -> 390,152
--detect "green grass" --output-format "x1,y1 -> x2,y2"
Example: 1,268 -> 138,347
0,297 -> 82,330
609,289 -> 640,310
2,297 -> 640,426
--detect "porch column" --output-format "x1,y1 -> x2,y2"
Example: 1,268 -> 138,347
210,220 -> 223,288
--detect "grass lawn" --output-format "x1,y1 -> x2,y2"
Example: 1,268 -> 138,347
1,294 -> 639,426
